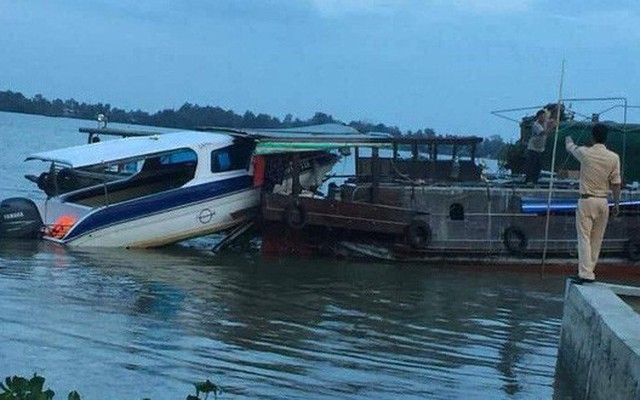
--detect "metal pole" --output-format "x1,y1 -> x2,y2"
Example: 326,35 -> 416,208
371,147 -> 380,203
102,162 -> 110,206
542,60 -> 566,273
622,98 -> 627,183
291,154 -> 301,197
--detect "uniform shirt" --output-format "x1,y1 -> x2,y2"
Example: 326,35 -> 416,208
527,121 -> 547,152
566,141 -> 621,197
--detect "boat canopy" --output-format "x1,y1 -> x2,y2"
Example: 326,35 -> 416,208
196,123 -> 393,155
254,123 -> 361,136
26,131 -> 232,168
74,123 -> 392,158
253,125 -> 392,155
197,123 -> 362,137
254,138 -> 391,155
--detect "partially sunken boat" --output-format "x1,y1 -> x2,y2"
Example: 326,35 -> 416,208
0,124 -> 376,248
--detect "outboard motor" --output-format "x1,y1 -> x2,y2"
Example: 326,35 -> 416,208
0,198 -> 43,239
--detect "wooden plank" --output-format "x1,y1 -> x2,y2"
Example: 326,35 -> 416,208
261,194 -> 420,235
371,147 -> 380,203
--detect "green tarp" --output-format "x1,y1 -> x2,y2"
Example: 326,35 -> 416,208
529,120 -> 640,183
255,140 -> 391,155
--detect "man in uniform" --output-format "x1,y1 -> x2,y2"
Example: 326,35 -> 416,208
565,123 -> 621,284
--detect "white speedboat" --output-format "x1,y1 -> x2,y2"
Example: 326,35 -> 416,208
0,125 -> 354,247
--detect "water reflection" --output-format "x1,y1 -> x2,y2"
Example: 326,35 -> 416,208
0,240 -> 566,399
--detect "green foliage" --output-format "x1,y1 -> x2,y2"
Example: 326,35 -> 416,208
3,89 -> 528,152
0,374 -> 55,400
477,134 -> 506,159
67,392 -> 80,400
1,375 -> 221,400
186,379 -> 219,400
0,89 -> 403,136
498,141 -> 526,173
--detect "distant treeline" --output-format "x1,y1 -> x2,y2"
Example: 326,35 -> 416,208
0,90 -> 506,158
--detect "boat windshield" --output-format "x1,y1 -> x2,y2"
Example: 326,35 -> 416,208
33,148 -> 198,205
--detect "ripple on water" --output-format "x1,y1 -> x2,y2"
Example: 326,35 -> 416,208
0,112 -> 571,398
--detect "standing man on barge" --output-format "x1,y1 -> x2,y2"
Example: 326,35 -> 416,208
524,109 -> 556,184
565,123 -> 621,284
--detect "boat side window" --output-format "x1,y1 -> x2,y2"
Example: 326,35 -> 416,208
140,149 -> 197,173
211,139 -> 255,173
450,203 -> 465,220
63,148 -> 198,206
160,149 -> 197,165
211,148 -> 232,172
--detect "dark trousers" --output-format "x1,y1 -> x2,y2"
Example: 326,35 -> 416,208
524,150 -> 542,183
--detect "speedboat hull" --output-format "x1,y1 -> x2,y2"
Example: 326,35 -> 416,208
49,180 -> 260,248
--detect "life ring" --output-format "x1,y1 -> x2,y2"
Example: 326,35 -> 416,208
283,201 -> 307,230
625,237 -> 640,261
503,226 -> 527,254
406,219 -> 432,249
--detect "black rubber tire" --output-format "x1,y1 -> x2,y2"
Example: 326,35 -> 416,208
503,226 -> 527,254
406,219 -> 432,249
284,202 -> 307,230
625,237 -> 640,261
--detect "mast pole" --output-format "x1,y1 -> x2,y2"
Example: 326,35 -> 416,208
542,60 -> 566,273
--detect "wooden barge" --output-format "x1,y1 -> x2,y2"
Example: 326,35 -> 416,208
258,132 -> 640,274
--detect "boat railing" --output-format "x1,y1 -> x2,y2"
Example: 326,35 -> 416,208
79,127 -> 163,143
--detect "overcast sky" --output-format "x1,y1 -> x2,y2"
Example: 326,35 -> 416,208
1,0 -> 639,139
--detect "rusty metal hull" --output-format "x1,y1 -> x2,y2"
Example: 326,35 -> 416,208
341,183 -> 640,256
261,183 -> 640,271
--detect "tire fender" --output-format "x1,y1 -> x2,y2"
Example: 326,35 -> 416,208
503,226 -> 527,254
625,237 -> 640,261
283,201 -> 307,230
406,219 -> 432,249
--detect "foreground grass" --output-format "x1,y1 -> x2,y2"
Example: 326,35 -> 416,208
0,374 -> 220,400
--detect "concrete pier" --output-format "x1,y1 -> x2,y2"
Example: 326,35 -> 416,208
557,281 -> 640,399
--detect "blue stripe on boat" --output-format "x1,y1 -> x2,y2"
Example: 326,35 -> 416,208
521,197 -> 640,214
64,175 -> 253,240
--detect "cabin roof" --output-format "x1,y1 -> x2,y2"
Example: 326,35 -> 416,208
26,131 -> 232,167
390,136 -> 483,145
197,123 -> 363,138
198,123 -> 393,154
254,130 -> 392,154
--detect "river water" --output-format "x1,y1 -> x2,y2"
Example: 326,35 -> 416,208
0,111 -> 574,399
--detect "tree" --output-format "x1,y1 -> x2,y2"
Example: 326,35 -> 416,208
477,134 -> 506,158
0,89 -> 439,140
309,112 -> 334,125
